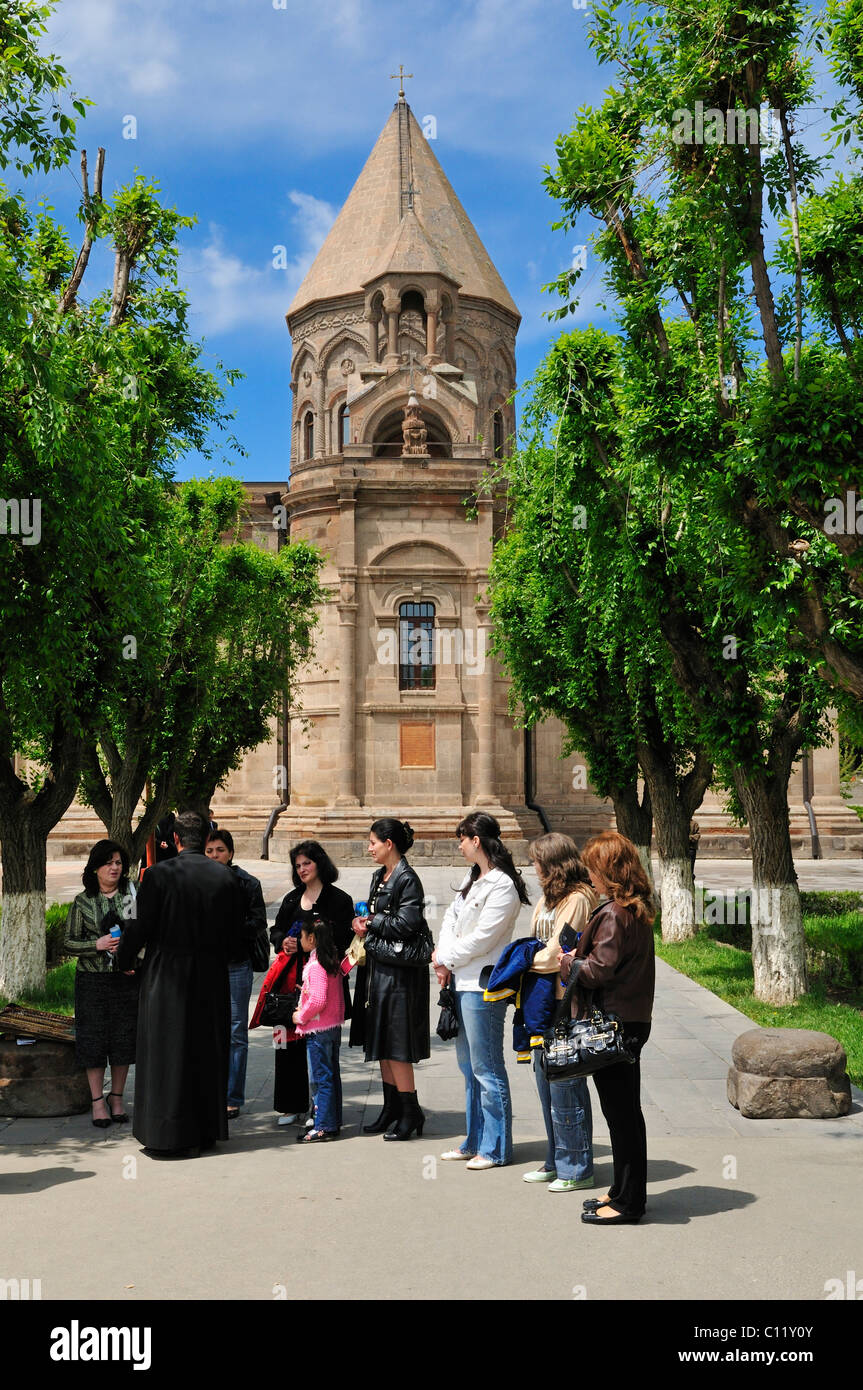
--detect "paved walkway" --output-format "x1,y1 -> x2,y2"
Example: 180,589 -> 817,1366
1,863 -> 862,1300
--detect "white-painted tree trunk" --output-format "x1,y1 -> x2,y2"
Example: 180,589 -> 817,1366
659,856 -> 697,941
750,881 -> 807,1004
634,844 -> 655,891
0,890 -> 48,1001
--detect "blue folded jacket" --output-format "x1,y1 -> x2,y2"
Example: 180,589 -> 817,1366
486,938 -> 559,1051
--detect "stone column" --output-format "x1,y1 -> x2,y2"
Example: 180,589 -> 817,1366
474,606 -> 496,807
315,369 -> 326,456
426,309 -> 438,358
335,595 -> 360,806
474,495 -> 496,806
335,482 -> 360,806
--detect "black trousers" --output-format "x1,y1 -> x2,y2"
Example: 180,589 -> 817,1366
273,1037 -> 309,1115
591,1022 -> 651,1218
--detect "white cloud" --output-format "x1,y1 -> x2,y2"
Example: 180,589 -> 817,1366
182,190 -> 336,337
44,0 -> 592,165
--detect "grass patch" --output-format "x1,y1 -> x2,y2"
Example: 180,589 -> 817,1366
654,925 -> 863,1087
0,960 -> 76,1017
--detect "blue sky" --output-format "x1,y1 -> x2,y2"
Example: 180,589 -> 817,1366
31,0 -> 612,481
32,0 -> 846,483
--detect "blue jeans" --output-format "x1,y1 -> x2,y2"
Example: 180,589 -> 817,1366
228,961 -> 254,1109
453,990 -> 512,1165
305,1026 -> 342,1133
532,1048 -> 593,1181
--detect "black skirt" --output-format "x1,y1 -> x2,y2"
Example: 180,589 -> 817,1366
74,970 -> 139,1069
352,959 -> 430,1064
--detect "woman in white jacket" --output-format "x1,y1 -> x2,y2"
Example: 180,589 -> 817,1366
433,811 -> 530,1169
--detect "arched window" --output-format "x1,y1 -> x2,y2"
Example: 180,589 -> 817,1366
399,601 -> 435,690
338,401 -> 350,452
493,410 -> 504,460
303,412 -> 314,461
400,289 -> 426,319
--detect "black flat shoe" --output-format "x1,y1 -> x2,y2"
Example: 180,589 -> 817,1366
90,1098 -> 111,1129
583,1197 -> 612,1212
581,1209 -> 642,1225
108,1093 -> 128,1123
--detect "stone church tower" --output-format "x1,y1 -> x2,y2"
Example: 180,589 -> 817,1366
267,90 -> 589,859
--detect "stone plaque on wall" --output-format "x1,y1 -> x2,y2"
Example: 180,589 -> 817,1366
400,722 -> 435,768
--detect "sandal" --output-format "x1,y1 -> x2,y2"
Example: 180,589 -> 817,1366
109,1093 -> 129,1124
297,1128 -> 332,1143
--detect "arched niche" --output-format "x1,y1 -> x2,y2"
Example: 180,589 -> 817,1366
370,406 -> 451,458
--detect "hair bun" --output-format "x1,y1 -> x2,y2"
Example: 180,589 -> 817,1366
401,821 -> 415,850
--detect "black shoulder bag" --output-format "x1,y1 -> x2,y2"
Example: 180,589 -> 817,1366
539,970 -> 635,1080
260,957 -> 300,1027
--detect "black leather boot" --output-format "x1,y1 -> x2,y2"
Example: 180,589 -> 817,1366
362,1081 -> 399,1134
382,1090 -> 425,1141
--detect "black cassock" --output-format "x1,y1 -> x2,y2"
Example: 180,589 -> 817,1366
116,851 -> 248,1150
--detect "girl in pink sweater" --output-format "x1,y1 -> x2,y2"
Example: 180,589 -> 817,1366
292,918 -> 352,1142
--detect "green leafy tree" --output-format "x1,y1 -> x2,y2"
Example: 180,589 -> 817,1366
80,479 -> 324,865
530,0 -> 863,1002
0,8 -> 298,998
487,337 -> 714,941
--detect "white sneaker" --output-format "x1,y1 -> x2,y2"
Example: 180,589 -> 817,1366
440,1149 -> 475,1161
465,1156 -> 497,1171
278,1114 -> 299,1126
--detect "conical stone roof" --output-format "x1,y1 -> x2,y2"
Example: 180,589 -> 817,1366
287,100 -> 519,320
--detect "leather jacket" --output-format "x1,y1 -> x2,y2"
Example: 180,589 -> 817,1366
365,858 -> 427,955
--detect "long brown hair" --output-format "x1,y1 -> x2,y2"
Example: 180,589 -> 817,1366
581,832 -> 655,926
528,832 -> 592,910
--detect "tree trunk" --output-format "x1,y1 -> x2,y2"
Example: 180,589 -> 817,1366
732,769 -> 807,1004
643,766 -> 698,942
0,811 -> 49,1000
609,779 -> 654,887
637,726 -> 712,942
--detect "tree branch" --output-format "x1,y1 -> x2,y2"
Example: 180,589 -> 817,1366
59,146 -> 104,315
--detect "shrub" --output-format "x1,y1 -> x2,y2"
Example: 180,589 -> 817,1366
799,891 -> 863,917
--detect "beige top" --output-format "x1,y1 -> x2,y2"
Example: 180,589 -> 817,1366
529,886 -> 598,999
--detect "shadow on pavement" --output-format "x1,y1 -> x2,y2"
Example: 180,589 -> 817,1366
0,1167 -> 96,1193
641,1185 -> 757,1223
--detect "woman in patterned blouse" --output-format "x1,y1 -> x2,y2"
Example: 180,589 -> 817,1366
64,840 -> 139,1128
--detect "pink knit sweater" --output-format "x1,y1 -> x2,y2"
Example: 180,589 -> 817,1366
293,951 -> 350,1035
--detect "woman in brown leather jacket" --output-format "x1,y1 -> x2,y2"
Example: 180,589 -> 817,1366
559,831 -> 655,1225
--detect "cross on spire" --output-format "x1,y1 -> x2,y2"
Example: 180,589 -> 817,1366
390,65 -> 413,99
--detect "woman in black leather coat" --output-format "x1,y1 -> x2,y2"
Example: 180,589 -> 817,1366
351,817 -> 430,1141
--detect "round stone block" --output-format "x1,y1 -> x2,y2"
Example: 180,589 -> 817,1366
0,1038 -> 90,1117
727,1028 -> 852,1119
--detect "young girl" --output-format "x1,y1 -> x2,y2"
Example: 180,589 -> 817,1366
292,917 -> 352,1143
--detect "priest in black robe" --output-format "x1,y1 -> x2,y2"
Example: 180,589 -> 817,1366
116,811 -> 249,1155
